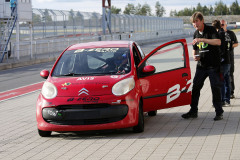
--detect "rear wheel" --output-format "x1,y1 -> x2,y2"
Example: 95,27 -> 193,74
148,110 -> 157,116
133,101 -> 144,133
38,129 -> 52,137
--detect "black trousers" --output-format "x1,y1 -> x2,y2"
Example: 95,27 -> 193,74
230,62 -> 235,95
190,67 -> 224,115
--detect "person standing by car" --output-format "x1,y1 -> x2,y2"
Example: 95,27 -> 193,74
182,12 -> 224,121
220,20 -> 238,99
212,20 -> 231,107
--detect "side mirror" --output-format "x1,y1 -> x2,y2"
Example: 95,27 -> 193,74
141,65 -> 155,76
40,70 -> 50,79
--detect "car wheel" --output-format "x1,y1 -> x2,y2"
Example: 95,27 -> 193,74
38,129 -> 52,137
148,110 -> 157,116
133,101 -> 144,133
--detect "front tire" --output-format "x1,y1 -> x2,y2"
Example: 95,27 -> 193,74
133,101 -> 144,133
148,110 -> 157,116
38,129 -> 52,137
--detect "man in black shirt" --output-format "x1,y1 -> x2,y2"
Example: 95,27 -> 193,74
220,20 -> 238,99
182,12 -> 224,121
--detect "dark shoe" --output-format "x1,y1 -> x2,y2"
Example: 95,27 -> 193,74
230,95 -> 235,99
182,111 -> 198,119
214,114 -> 223,121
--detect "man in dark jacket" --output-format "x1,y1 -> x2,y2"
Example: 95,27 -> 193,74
220,20 -> 238,99
182,12 -> 224,121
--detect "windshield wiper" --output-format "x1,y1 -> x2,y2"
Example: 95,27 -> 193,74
62,73 -> 87,76
61,73 -> 73,76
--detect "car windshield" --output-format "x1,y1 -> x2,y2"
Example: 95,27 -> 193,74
52,47 -> 131,77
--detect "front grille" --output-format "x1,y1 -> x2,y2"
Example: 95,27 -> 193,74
42,104 -> 128,125
46,117 -> 125,125
57,104 -> 110,109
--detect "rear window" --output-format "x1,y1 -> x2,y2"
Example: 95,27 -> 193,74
52,47 -> 131,77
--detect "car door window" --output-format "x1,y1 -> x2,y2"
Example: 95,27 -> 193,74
135,43 -> 145,59
146,42 -> 185,73
132,46 -> 141,67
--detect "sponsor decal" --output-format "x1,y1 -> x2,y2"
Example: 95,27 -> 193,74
71,82 -> 109,85
47,110 -> 58,117
62,82 -> 71,86
78,88 -> 89,95
67,97 -> 100,102
74,48 -> 119,53
197,42 -> 208,50
77,77 -> 94,81
47,110 -> 62,117
111,75 -> 118,78
112,100 -> 121,104
102,85 -> 108,88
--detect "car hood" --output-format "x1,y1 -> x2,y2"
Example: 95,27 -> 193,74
49,75 -> 128,97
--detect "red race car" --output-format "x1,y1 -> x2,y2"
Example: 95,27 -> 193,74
36,39 -> 192,137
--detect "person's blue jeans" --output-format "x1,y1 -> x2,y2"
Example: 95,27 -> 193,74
11,7 -> 15,17
221,64 -> 231,104
190,67 -> 224,115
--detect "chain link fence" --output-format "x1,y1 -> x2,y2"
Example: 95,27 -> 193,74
4,9 -> 187,63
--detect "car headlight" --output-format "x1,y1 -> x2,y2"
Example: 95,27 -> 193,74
41,82 -> 58,99
112,78 -> 135,96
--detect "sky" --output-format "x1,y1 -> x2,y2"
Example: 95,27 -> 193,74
33,0 -> 235,16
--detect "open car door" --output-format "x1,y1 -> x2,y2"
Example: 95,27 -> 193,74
138,39 -> 192,112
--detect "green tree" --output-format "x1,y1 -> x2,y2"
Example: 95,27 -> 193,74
171,0 -> 240,16
169,9 -> 177,17
69,9 -> 75,21
76,11 -> 82,17
230,0 -> 240,15
140,3 -> 152,16
124,3 -> 152,16
214,0 -> 228,15
196,3 -> 203,13
209,5 -> 214,15
111,5 -> 121,14
33,13 -> 41,23
202,5 -> 210,15
134,3 -> 142,15
177,7 -> 193,16
155,1 -> 165,17
123,3 -> 135,15
43,9 -> 52,22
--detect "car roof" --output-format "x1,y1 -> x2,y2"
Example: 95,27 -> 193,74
68,41 -> 132,50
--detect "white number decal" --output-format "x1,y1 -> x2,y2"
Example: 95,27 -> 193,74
167,84 -> 181,104
186,79 -> 193,93
166,79 -> 192,104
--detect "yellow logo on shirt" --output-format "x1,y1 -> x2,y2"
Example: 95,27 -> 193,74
197,42 -> 208,50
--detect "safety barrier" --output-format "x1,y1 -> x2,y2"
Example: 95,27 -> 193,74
1,8 -> 194,63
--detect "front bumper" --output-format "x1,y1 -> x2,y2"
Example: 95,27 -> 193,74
36,93 -> 140,132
